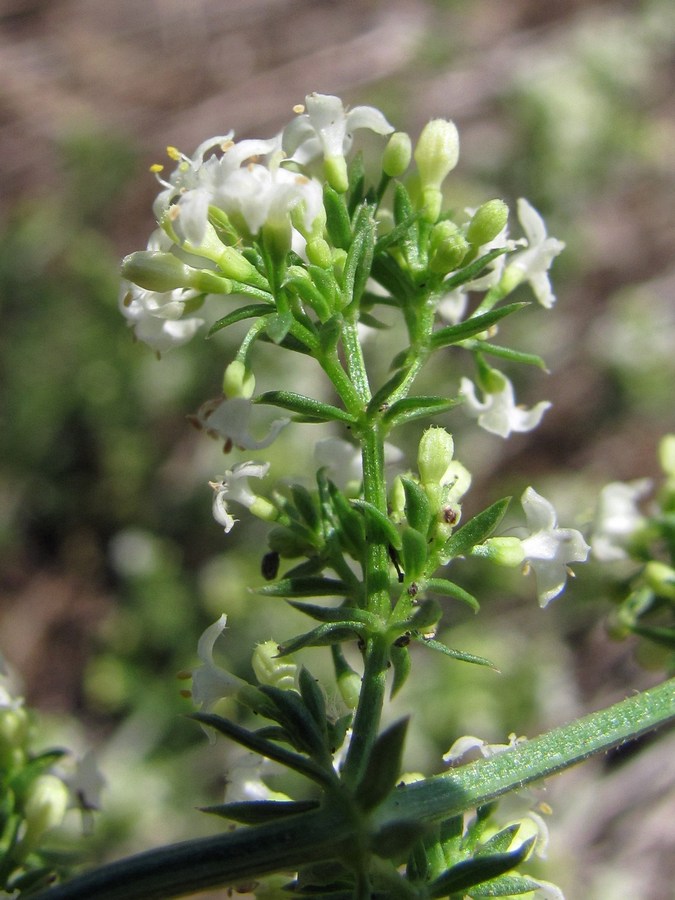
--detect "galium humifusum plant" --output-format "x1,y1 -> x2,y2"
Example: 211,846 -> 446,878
31,92 -> 674,900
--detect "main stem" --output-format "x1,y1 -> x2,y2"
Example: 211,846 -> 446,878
342,422 -> 392,786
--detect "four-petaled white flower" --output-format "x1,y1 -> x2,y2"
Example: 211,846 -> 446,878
193,396 -> 290,452
283,93 -> 393,191
191,614 -> 247,712
210,461 -> 270,533
284,92 -> 394,164
119,282 -> 204,353
459,374 -> 551,438
504,199 -> 565,309
520,487 -> 590,606
590,478 -> 652,562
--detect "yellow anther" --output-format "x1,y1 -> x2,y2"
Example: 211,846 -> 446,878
166,145 -> 182,161
292,104 -> 305,114
168,205 -> 180,221
221,139 -> 235,152
149,163 -> 164,173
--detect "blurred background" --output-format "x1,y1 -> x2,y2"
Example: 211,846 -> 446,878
1,0 -> 674,897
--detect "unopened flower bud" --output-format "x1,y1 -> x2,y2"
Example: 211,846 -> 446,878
478,366 -> 507,395
121,251 -> 193,292
418,427 -> 454,486
414,119 -> 459,222
644,561 -> 675,600
216,246 -> 262,284
306,238 -> 332,268
390,476 -> 407,524
383,132 -> 412,178
22,775 -> 69,850
223,360 -> 255,399
252,641 -> 297,691
337,670 -> 361,710
466,199 -> 509,247
428,221 -> 469,274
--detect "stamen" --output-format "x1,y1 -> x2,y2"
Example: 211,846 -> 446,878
149,163 -> 164,173
292,104 -> 305,114
166,146 -> 182,161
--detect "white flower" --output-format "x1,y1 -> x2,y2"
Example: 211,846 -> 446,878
193,396 -> 290,452
225,752 -> 289,804
283,93 -> 394,164
503,199 -> 565,309
210,461 -> 270,533
119,281 -> 204,353
443,732 -> 526,764
459,374 -> 551,438
64,751 -> 106,813
520,487 -> 590,606
153,135 -> 279,245
191,615 -> 247,712
213,159 -> 324,238
591,478 -> 652,562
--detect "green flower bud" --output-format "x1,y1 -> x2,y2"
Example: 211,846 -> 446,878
382,132 -> 412,178
250,496 -> 279,524
121,251 -> 193,292
337,669 -> 362,711
223,360 -> 255,399
414,119 -> 459,222
466,199 -> 509,247
22,774 -> 69,850
216,246 -> 262,284
306,237 -> 332,268
0,705 -> 29,750
121,251 -> 232,294
428,221 -> 469,274
418,427 -> 454,486
252,641 -> 297,691
644,561 -> 675,600
389,475 -> 407,524
478,365 -> 507,394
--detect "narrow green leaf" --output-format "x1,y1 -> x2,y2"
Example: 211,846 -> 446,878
427,841 -> 533,897
287,601 -> 380,628
266,310 -> 293,344
424,578 -> 480,612
390,644 -> 411,699
290,484 -> 320,530
371,820 -> 427,860
258,684 -> 327,758
276,623 -> 366,656
190,713 -> 333,788
382,396 -> 461,428
400,477 -> 432,535
441,247 -> 510,292
366,368 -> 410,415
298,667 -> 328,738
443,498 -> 511,560
343,203 -> 376,307
477,824 -> 521,855
469,874 -> 545,896
200,799 -> 319,825
631,624 -> 675,649
429,303 -> 527,351
323,185 -> 352,249
256,391 -> 355,425
258,576 -> 350,598
460,339 -> 548,370
207,303 -> 272,336
401,527 -> 429,582
351,499 -> 403,550
356,718 -> 409,812
416,638 -> 496,669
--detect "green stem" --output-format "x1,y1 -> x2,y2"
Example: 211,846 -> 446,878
35,679 -> 675,900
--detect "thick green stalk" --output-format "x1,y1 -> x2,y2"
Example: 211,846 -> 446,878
341,423 -> 392,785
36,679 -> 674,900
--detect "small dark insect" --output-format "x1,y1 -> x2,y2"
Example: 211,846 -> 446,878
443,506 -> 458,525
261,550 -> 280,581
394,632 -> 411,648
